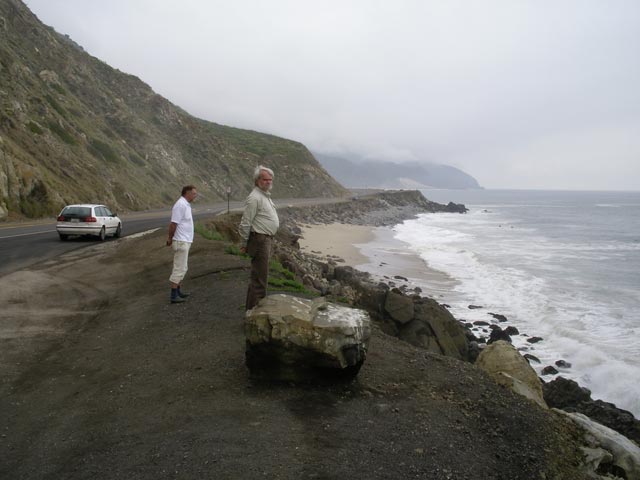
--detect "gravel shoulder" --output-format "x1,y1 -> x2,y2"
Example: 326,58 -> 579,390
0,227 -> 590,479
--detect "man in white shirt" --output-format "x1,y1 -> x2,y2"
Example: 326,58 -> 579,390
239,166 -> 279,310
166,185 -> 197,303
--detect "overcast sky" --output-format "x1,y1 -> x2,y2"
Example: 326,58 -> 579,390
25,0 -> 640,190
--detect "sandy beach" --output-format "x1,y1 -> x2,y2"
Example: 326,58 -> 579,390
299,222 -> 459,298
298,223 -> 374,267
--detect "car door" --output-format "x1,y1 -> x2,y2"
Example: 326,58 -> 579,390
103,206 -> 116,234
96,206 -> 109,234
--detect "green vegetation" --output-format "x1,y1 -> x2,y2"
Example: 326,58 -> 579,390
129,153 -> 146,166
268,259 -> 316,295
269,259 -> 295,280
51,84 -> 66,95
195,222 -> 225,241
0,0 -> 346,220
224,244 -> 249,257
88,138 -> 118,162
44,94 -> 67,118
47,121 -> 76,145
27,121 -> 43,134
208,122 -> 308,158
19,180 -> 52,217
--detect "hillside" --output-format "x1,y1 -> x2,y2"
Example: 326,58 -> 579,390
315,152 -> 481,190
0,0 -> 347,220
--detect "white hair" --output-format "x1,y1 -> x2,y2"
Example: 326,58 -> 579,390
253,165 -> 274,182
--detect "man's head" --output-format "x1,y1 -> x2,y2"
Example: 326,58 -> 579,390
181,185 -> 197,203
253,166 -> 274,192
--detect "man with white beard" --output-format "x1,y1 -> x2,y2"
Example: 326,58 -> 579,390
238,166 -> 279,311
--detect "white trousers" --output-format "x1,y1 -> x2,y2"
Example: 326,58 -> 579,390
169,240 -> 191,284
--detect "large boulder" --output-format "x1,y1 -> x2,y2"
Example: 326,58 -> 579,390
398,298 -> 469,361
245,294 -> 371,382
555,410 -> 640,479
384,288 -> 414,324
476,340 -> 547,408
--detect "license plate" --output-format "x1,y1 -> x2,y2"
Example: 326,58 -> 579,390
71,218 -> 79,223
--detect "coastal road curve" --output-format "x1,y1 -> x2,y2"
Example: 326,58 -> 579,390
0,196 -> 349,277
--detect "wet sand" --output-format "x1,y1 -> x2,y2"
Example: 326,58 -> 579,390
298,223 -> 374,267
299,222 -> 460,299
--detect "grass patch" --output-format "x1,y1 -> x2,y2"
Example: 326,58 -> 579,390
47,121 -> 76,145
268,259 -> 316,295
27,121 -> 43,134
88,138 -> 119,162
44,94 -> 67,118
269,259 -> 295,280
224,244 -> 249,258
51,84 -> 66,95
195,222 -> 225,241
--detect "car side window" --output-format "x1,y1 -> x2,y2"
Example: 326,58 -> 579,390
104,207 -> 113,216
96,207 -> 105,217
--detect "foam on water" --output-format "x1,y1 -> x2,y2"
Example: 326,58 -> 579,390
382,191 -> 640,416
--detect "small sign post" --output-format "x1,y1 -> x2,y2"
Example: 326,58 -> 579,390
226,186 -> 231,214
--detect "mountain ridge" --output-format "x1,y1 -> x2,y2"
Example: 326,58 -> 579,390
0,0 -> 347,220
315,152 -> 481,190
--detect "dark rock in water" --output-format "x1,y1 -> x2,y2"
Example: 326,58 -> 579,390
413,287 -> 422,294
543,377 -> 640,444
523,353 -> 541,364
441,303 -> 450,308
464,322 -> 474,329
541,365 -> 559,375
473,320 -> 490,326
555,359 -> 572,369
394,275 -> 409,281
527,336 -> 544,344
504,326 -> 520,336
444,201 -> 468,213
488,327 -> 512,344
489,312 -> 508,322
543,377 -> 592,407
468,305 -> 483,309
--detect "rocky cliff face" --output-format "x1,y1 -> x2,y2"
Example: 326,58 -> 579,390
0,0 -> 347,219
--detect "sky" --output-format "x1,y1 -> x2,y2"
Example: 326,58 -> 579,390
25,0 -> 640,190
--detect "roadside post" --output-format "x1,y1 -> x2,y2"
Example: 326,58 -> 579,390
226,186 -> 231,214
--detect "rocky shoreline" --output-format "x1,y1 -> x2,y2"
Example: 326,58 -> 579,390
211,189 -> 639,478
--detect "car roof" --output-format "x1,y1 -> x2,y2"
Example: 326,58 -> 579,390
62,204 -> 107,208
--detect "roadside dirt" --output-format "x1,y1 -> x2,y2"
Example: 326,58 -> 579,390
0,227 -> 590,479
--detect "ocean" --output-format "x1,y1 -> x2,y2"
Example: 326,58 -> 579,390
356,189 -> 640,417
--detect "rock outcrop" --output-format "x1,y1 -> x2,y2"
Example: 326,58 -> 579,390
333,266 -> 470,361
556,410 -> 640,479
544,377 -> 640,445
244,294 -> 371,382
476,340 -> 547,408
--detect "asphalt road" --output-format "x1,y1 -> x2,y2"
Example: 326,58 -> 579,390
0,196 -> 348,277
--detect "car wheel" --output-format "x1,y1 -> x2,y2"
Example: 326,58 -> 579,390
59,233 -> 68,241
98,226 -> 106,241
115,223 -> 122,238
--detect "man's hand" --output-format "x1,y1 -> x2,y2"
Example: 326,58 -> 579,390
166,237 -> 173,246
240,246 -> 247,254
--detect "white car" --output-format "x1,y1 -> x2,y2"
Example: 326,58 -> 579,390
56,204 -> 122,241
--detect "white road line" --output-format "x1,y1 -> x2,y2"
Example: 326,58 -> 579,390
0,230 -> 55,239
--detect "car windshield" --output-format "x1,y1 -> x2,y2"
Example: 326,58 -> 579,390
61,207 -> 91,218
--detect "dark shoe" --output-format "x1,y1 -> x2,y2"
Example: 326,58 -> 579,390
170,296 -> 186,304
178,291 -> 190,298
